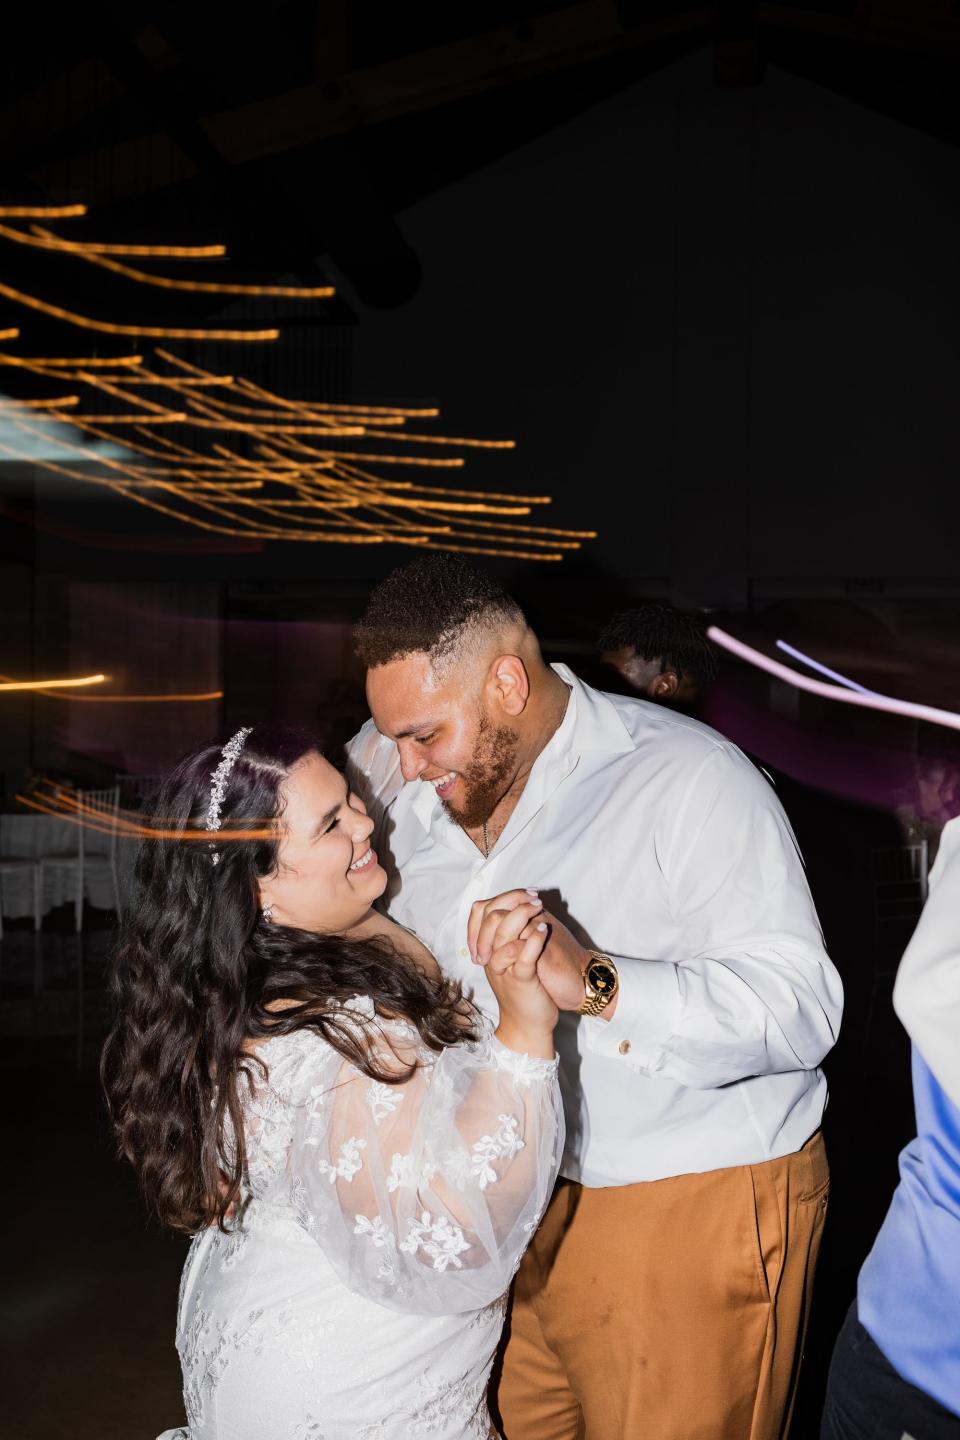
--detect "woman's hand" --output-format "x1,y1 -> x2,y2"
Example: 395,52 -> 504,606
479,897 -> 558,1059
469,889 -> 594,1015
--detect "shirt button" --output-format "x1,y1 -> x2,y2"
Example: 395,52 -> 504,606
618,1039 -> 632,1056
459,947 -> 469,959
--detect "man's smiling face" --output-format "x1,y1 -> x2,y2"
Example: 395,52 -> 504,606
366,652 -> 519,828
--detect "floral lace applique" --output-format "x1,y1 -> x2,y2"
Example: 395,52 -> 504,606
399,1210 -> 471,1272
366,1080 -> 404,1126
468,1293 -> 509,1330
385,1149 -> 440,1193
471,1114 -> 524,1189
179,1305 -> 265,1429
217,1226 -> 249,1272
438,1146 -> 472,1190
316,1136 -> 367,1184
404,1370 -> 489,1436
354,1213 -> 396,1248
269,1309 -> 344,1371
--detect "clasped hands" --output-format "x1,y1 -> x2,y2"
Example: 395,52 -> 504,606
468,889 -> 590,1018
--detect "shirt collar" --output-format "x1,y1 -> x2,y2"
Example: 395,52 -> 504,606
408,662 -> 635,837
549,662 -> 636,759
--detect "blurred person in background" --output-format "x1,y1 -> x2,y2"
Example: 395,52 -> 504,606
598,601 -> 719,710
821,814 -> 960,1440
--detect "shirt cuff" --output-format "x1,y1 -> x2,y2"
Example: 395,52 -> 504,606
580,954 -> 681,1071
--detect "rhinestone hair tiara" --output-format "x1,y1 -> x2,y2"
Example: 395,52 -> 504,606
206,726 -> 252,865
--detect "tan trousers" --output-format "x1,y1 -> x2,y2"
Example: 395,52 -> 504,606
495,1131 -> 829,1440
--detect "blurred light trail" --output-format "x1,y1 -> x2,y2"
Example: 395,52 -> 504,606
0,222 -> 224,257
708,627 -> 960,733
44,689 -> 222,703
775,639 -> 879,695
0,281 -> 279,341
17,781 -> 272,845
0,353 -> 143,369
0,672 -> 106,692
29,226 -> 335,298
0,204 -> 87,218
0,673 -> 222,702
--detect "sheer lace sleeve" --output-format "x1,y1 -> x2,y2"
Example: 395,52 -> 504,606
288,1008 -> 563,1315
344,718 -> 404,828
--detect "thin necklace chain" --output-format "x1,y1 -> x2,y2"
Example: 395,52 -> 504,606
473,683 -> 570,862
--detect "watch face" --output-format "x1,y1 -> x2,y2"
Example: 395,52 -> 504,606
587,960 -> 617,994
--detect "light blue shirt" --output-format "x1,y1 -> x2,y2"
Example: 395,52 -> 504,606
858,1047 -> 960,1418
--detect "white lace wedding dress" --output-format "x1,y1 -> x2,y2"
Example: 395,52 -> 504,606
158,1001 -> 562,1440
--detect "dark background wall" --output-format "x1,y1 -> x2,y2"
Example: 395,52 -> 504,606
342,50 -> 960,603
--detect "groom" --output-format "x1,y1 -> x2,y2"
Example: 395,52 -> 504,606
348,554 -> 842,1440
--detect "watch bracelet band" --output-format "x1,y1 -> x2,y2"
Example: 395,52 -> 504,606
577,949 -> 618,1017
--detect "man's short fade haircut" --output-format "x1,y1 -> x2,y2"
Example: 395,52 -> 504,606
599,603 -> 720,684
354,553 -> 525,670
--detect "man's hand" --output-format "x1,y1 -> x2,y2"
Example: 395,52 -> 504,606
533,910 -> 595,1012
469,889 -> 591,1013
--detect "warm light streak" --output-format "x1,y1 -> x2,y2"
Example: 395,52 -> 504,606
355,428 -> 516,450
406,540 -> 565,561
57,410 -> 188,424
0,205 -> 87,218
263,444 -> 465,469
42,689 -> 223,703
29,227 -> 334,298
18,783 -> 273,844
8,407 -> 497,541
0,281 -> 279,341
0,395 -> 79,409
0,353 -> 144,369
0,250 -> 589,557
234,378 -> 440,419
0,672 -> 106,692
0,201 -> 575,555
0,670 -> 222,701
162,358 -> 440,418
708,627 -> 960,733
121,375 -> 233,387
3,222 -> 225,258
330,459 -> 553,505
0,328 -> 20,341
188,394 -> 404,425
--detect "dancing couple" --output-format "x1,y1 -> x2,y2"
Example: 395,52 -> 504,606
103,555 -> 842,1440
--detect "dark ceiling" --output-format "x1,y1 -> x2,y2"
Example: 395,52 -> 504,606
2,0 -> 960,572
3,0 -> 960,319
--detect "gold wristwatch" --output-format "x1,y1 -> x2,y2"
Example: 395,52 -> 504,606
577,951 -> 619,1017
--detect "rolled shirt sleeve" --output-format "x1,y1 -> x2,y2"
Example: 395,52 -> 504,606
582,748 -> 843,1091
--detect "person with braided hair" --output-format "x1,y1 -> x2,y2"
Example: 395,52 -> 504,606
599,601 -> 719,708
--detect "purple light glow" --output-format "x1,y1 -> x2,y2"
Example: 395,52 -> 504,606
708,627 -> 960,733
774,639 -> 878,696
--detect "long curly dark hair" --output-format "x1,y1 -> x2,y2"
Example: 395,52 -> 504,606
101,726 -> 477,1236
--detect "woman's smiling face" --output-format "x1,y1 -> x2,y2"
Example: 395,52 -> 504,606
258,751 -> 386,933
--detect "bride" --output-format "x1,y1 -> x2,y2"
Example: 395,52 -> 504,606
101,726 -> 562,1440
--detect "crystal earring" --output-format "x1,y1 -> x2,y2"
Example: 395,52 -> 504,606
262,905 -> 274,923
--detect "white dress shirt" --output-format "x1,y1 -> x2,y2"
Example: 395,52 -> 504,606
348,664 -> 843,1187
893,815 -> 960,1109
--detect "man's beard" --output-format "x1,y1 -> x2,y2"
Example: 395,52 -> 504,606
441,713 -> 520,830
